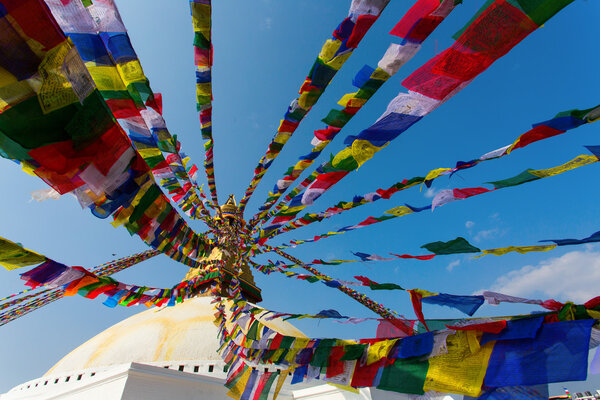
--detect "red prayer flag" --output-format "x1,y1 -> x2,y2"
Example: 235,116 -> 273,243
346,14 -> 378,48
389,0 -> 440,39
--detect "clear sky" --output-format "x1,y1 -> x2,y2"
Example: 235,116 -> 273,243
0,0 -> 599,396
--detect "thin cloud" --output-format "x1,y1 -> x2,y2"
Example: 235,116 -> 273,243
474,228 -> 500,243
424,187 -> 439,198
486,248 -> 600,303
260,17 -> 273,30
465,221 -> 475,229
447,259 -> 461,272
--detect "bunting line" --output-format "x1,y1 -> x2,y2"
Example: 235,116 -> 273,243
259,104 -> 598,239
249,0 -> 460,231
238,0 -> 391,214
190,0 -> 220,206
268,151 -> 598,248
258,0 -> 573,237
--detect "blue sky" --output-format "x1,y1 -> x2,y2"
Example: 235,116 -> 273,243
1,0 -> 599,396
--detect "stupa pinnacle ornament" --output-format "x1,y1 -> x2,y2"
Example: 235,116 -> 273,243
220,194 -> 238,220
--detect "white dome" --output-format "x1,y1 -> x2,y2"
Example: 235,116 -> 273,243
46,296 -> 305,376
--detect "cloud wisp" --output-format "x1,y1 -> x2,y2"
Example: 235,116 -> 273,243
486,248 -> 600,303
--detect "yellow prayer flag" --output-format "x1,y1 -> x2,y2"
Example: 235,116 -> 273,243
366,339 -> 398,365
370,67 -> 391,81
587,310 -> 600,320
384,206 -> 413,217
272,369 -> 290,400
0,80 -> 37,112
474,245 -> 557,258
413,288 -> 437,298
137,148 -> 162,159
226,366 -> 252,400
319,39 -> 341,63
337,93 -> 356,108
21,161 -> 38,177
424,167 -> 452,182
0,65 -> 17,87
196,82 -> 212,96
269,349 -> 285,363
313,140 -> 329,152
351,139 -> 386,168
325,231 -> 343,236
424,331 -> 494,397
284,348 -> 300,363
326,52 -> 352,70
293,338 -> 310,349
0,237 -> 46,271
529,154 -> 598,178
38,41 -> 79,113
191,3 -> 211,32
86,65 -> 127,91
116,60 -> 145,86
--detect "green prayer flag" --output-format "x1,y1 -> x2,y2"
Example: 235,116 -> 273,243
0,96 -> 76,150
370,282 -> 404,291
247,320 -> 260,341
194,32 -> 210,49
377,358 -> 429,395
129,185 -> 162,223
310,339 -> 336,367
488,169 -> 540,189
322,109 -> 352,128
421,237 -> 481,255
279,336 -> 295,349
554,105 -> 600,121
65,90 -> 114,147
256,371 -> 280,400
340,344 -> 366,361
514,0 -> 574,25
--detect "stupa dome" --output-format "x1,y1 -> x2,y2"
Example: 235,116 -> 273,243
46,296 -> 305,376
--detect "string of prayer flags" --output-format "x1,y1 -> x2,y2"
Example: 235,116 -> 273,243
2,0 -> 598,397
19,256 -> 220,308
354,276 -> 403,291
0,2 -> 213,267
261,103 -> 598,240
267,225 -> 600,273
238,0 -> 391,214
249,0 -> 460,229
216,297 -> 600,398
258,0 -> 577,237
540,230 -> 600,246
0,249 -> 160,326
44,0 -> 213,223
268,150 -> 599,247
190,0 -> 219,205
252,260 -> 555,326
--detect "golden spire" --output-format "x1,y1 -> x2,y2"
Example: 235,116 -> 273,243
220,194 -> 238,217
